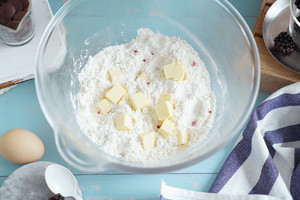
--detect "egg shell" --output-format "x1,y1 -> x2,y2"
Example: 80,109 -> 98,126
0,129 -> 45,164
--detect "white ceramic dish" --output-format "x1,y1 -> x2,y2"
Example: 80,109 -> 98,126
0,161 -> 54,200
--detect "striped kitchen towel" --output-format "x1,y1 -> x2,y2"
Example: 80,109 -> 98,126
161,82 -> 300,200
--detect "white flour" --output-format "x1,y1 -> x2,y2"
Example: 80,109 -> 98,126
75,28 -> 215,162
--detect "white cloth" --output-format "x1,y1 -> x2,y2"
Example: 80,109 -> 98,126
161,82 -> 300,200
160,181 -> 280,200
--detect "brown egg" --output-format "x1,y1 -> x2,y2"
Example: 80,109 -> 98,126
0,129 -> 45,164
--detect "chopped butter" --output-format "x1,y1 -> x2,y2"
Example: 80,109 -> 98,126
184,72 -> 188,81
177,129 -> 188,145
163,61 -> 185,81
105,83 -> 127,104
129,92 -> 150,111
158,117 -> 175,126
98,99 -> 112,114
158,94 -> 173,104
155,101 -> 173,120
114,114 -> 133,131
141,130 -> 156,150
158,119 -> 175,139
108,69 -> 122,83
136,72 -> 150,82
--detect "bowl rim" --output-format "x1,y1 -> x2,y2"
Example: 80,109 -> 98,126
35,0 -> 260,173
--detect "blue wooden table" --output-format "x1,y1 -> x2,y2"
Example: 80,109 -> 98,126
0,0 -> 267,199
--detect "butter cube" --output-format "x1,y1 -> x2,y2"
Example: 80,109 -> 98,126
158,94 -> 173,104
105,83 -> 127,104
158,117 -> 175,126
136,72 -> 150,82
141,130 -> 156,150
108,69 -> 122,83
155,101 -> 173,120
163,62 -> 185,81
184,72 -> 188,81
98,99 -> 112,114
129,93 -> 150,111
177,129 -> 188,145
158,119 -> 175,139
114,114 -> 133,131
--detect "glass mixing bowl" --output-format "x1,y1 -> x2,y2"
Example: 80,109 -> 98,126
35,0 -> 260,172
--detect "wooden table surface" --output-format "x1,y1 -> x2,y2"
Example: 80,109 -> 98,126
0,0 -> 268,199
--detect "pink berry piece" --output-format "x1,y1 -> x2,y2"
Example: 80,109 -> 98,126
151,52 -> 154,55
147,82 -> 150,85
120,152 -> 125,157
209,110 -> 212,113
142,59 -> 146,62
192,121 -> 197,126
192,61 -> 196,67
157,125 -> 161,129
133,50 -> 138,54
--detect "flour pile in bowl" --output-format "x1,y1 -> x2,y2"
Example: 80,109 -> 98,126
75,28 -> 216,162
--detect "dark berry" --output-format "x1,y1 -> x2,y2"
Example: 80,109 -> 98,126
274,32 -> 295,54
295,0 -> 300,9
48,193 -> 65,200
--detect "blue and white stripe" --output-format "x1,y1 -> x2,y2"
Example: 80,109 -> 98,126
209,82 -> 300,200
160,83 -> 300,200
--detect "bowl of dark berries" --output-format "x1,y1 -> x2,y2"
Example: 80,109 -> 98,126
0,0 -> 35,45
271,0 -> 300,55
263,0 -> 300,73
